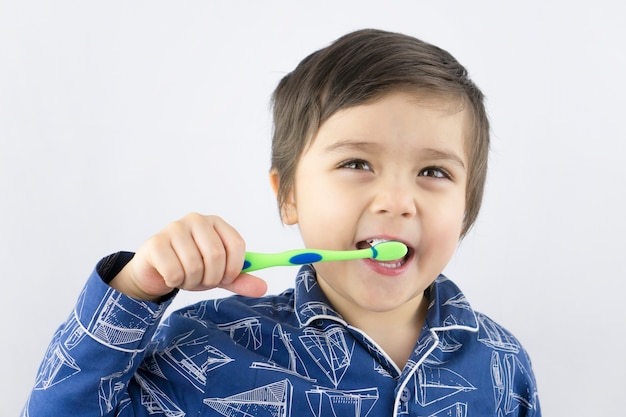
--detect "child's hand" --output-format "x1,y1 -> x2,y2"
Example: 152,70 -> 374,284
110,213 -> 268,301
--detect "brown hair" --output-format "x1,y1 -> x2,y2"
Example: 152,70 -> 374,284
271,29 -> 489,237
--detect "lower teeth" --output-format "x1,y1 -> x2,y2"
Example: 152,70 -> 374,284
377,260 -> 404,268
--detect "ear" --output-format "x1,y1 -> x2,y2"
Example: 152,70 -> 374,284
269,170 -> 298,225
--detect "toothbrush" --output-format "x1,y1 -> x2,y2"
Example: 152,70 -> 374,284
242,241 -> 408,273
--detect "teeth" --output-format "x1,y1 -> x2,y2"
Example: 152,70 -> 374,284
378,260 -> 404,268
367,238 -> 389,247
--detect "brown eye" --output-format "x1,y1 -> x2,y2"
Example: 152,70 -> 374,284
419,167 -> 450,179
340,159 -> 371,171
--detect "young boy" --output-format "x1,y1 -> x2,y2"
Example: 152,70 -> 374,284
23,29 -> 540,416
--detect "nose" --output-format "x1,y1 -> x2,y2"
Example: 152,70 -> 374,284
369,176 -> 418,218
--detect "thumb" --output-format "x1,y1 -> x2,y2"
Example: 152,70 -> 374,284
220,273 -> 268,298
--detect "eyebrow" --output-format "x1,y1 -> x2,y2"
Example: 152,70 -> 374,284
324,140 -> 466,169
421,148 -> 466,169
324,140 -> 380,153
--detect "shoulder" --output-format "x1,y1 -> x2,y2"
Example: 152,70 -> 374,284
473,311 -> 526,354
428,277 -> 541,415
471,311 -> 541,415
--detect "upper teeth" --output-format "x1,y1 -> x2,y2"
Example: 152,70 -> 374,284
367,238 -> 389,247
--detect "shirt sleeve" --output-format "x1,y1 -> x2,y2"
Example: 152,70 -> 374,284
22,253 -> 175,417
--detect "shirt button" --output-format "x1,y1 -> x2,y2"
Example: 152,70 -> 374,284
400,387 -> 411,402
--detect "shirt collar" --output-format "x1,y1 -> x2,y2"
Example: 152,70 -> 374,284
294,265 -> 346,327
424,275 -> 479,332
293,265 -> 478,332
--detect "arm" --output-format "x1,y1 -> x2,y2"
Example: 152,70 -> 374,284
22,213 -> 267,417
23,254 -> 172,416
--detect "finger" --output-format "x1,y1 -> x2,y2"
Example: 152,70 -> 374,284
168,222 -> 208,290
220,273 -> 268,298
188,215 -> 230,288
139,234 -> 186,290
210,218 -> 247,285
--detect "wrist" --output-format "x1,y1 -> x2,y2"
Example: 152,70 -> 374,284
109,264 -> 163,302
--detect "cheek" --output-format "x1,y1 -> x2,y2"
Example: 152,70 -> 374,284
427,199 -> 465,248
294,182 -> 357,247
297,193 -> 351,231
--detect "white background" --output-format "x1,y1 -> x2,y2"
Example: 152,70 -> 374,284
2,1 -> 625,415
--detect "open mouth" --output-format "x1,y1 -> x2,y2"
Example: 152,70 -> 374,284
356,238 -> 413,268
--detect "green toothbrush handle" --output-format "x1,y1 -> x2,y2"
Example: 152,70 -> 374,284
241,241 -> 407,273
242,250 -> 317,273
242,248 -> 372,273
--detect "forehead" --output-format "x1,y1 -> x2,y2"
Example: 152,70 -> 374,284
308,90 -> 471,154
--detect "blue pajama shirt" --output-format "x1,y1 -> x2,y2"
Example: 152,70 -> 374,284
23,252 -> 540,416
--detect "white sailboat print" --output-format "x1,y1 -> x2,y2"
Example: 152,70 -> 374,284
299,327 -> 354,388
306,386 -> 379,417
203,379 -> 293,417
157,330 -> 233,392
135,373 -> 185,417
416,364 -> 476,406
251,323 -> 316,382
217,317 -> 263,350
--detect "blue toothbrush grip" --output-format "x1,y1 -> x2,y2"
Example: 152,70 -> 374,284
288,252 -> 323,265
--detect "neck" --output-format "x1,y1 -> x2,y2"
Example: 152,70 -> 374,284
341,297 -> 428,369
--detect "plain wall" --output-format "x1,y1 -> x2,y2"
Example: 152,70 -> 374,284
2,1 -> 625,415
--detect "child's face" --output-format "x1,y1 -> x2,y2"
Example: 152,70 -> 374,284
280,90 -> 468,318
